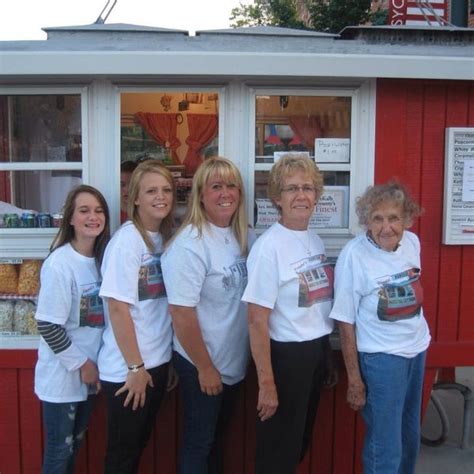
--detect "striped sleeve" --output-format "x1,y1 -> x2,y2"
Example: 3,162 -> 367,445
37,320 -> 72,354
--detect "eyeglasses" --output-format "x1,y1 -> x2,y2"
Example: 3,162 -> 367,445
281,184 -> 316,195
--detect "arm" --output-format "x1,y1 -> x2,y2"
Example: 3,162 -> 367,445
37,320 -> 100,390
107,298 -> 153,410
338,321 -> 366,411
248,303 -> 278,421
169,304 -> 222,396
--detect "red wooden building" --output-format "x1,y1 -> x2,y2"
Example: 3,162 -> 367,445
0,24 -> 473,473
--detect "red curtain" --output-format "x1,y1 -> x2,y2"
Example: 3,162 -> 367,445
135,112 -> 181,164
184,114 -> 218,175
0,96 -> 10,202
288,116 -> 323,152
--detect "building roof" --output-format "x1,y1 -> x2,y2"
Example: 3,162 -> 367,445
0,23 -> 472,82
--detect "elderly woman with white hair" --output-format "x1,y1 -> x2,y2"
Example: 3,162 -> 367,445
330,181 -> 431,474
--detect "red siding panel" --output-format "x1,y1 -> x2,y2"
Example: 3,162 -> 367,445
332,375 -> 357,474
0,369 -> 21,474
18,369 -> 43,474
458,249 -> 474,341
436,83 -> 469,342
418,83 -> 446,339
311,388 -> 335,473
376,78 -> 474,366
374,80 -> 408,182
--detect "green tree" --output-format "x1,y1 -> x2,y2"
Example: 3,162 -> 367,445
230,0 -> 305,29
230,0 -> 382,33
308,0 -> 372,33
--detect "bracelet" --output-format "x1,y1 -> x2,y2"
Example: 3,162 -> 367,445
128,362 -> 145,373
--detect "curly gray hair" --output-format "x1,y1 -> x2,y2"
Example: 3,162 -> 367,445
356,181 -> 422,228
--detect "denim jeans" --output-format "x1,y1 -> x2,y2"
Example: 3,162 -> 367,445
173,351 -> 241,474
41,396 -> 96,474
359,351 -> 426,474
101,363 -> 169,474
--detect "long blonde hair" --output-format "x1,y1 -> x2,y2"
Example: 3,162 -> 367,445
174,156 -> 248,255
127,160 -> 176,251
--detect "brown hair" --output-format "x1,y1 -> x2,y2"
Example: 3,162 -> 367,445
127,160 -> 176,251
50,184 -> 111,269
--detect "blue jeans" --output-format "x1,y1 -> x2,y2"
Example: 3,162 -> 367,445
359,351 -> 426,474
173,351 -> 241,474
41,397 -> 96,474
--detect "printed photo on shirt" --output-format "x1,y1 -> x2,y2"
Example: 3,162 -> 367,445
79,281 -> 105,327
138,252 -> 166,301
222,257 -> 248,292
376,267 -> 423,321
294,254 -> 334,308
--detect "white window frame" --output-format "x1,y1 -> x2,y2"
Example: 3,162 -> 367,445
246,81 -> 376,256
0,86 -> 89,258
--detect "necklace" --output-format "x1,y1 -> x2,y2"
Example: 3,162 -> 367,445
215,226 -> 232,245
290,229 -> 311,257
223,229 -> 232,244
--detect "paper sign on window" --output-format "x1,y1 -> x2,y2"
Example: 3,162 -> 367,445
314,139 -> 350,163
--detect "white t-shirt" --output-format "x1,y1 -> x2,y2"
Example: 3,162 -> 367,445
161,223 -> 252,385
35,244 -> 105,403
98,222 -> 172,382
242,222 -> 334,342
329,231 -> 431,358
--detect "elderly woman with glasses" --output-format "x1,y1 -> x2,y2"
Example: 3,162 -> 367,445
242,154 -> 335,474
329,182 -> 430,474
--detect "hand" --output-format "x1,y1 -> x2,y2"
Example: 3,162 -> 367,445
198,365 -> 222,396
166,363 -> 179,392
115,368 -> 154,410
323,365 -> 339,389
80,359 -> 101,392
257,382 -> 278,421
347,379 -> 366,411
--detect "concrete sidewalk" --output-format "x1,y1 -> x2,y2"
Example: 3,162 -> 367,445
416,367 -> 474,474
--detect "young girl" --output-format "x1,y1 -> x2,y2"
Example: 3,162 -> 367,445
34,184 -> 110,474
98,160 -> 175,473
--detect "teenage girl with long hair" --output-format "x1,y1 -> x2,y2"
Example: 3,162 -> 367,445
98,160 -> 176,473
34,184 -> 110,473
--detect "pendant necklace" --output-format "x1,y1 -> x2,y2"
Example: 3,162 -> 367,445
222,228 -> 232,244
291,229 -> 311,257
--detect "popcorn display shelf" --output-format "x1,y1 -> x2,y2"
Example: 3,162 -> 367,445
0,294 -> 39,349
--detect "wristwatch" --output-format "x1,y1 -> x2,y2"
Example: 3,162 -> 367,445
128,362 -> 145,373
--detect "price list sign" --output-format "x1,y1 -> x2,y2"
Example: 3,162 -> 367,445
443,128 -> 474,245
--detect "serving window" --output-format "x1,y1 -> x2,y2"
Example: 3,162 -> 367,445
120,90 -> 221,223
0,92 -> 84,230
251,92 -> 354,235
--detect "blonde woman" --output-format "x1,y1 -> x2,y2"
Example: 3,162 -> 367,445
162,156 -> 254,474
98,160 -> 175,474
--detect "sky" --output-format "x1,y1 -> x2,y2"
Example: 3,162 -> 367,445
0,0 -> 250,40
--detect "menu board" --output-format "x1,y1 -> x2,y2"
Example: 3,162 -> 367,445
442,128 -> 474,245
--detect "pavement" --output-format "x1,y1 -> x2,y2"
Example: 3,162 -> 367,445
416,367 -> 474,474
